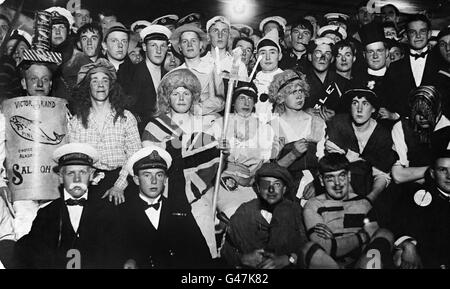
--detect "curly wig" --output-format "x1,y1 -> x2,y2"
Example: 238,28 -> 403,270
268,69 -> 310,114
71,74 -> 128,129
154,68 -> 202,117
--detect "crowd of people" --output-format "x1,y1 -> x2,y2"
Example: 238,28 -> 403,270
0,0 -> 449,269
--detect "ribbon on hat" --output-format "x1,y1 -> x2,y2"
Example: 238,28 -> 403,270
77,58 -> 117,85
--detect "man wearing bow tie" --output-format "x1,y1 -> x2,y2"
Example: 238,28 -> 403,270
382,14 -> 440,121
388,150 -> 450,268
15,143 -> 120,268
116,145 -> 212,269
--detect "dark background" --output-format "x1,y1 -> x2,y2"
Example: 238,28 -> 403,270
2,0 -> 450,30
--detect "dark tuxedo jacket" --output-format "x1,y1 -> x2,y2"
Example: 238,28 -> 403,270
115,189 -> 212,269
15,195 -> 120,269
383,51 -> 440,117
389,184 -> 450,268
129,61 -> 165,134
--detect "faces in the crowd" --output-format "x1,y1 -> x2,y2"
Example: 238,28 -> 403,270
143,39 -> 169,65
414,105 -> 433,129
128,46 -> 143,64
257,176 -> 286,205
309,43 -> 333,73
235,39 -> 253,66
134,168 -> 167,199
78,30 -> 101,59
21,64 -> 53,96
74,9 -> 92,29
163,50 -> 182,72
60,165 -> 93,198
384,27 -> 398,39
234,93 -> 255,118
364,41 -> 388,71
169,86 -> 193,113
304,15 -> 319,38
407,20 -> 431,51
320,169 -> 351,200
263,22 -> 281,36
389,46 -> 404,63
51,24 -> 68,46
103,31 -> 129,61
0,18 -> 9,44
438,35 -> 450,64
209,21 -> 230,50
6,39 -> 29,65
284,82 -> 306,111
323,32 -> 341,44
357,7 -> 375,26
328,20 -> 347,32
431,157 -> 450,193
258,45 -> 281,72
291,25 -> 312,52
101,15 -> 117,33
351,96 -> 375,125
335,46 -> 355,73
381,5 -> 399,24
89,71 -> 110,102
179,31 -> 202,60
228,26 -> 240,51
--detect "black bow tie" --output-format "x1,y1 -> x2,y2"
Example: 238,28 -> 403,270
144,199 -> 162,211
65,198 -> 87,206
411,51 -> 428,60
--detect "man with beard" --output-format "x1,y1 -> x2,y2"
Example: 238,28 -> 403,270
15,143 -> 120,268
302,153 -> 394,269
221,162 -> 307,269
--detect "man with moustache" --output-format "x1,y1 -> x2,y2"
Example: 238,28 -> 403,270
221,162 -> 308,269
116,146 -> 212,269
302,153 -> 394,269
15,143 -> 119,268
129,25 -> 171,134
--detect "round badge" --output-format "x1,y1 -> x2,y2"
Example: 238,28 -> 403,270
414,189 -> 432,207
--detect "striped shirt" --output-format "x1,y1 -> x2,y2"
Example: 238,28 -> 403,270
68,109 -> 142,190
303,193 -> 376,237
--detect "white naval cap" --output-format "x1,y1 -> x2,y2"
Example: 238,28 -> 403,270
126,145 -> 173,176
52,143 -> 99,169
140,24 -> 172,43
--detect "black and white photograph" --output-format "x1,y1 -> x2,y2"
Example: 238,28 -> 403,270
0,0 -> 450,279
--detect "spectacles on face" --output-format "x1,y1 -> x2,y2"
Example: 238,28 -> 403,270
407,29 -> 428,38
313,50 -> 332,59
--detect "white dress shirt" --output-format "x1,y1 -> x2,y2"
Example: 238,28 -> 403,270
409,48 -> 428,87
64,190 -> 87,233
260,209 -> 272,224
139,193 -> 162,229
145,58 -> 162,91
